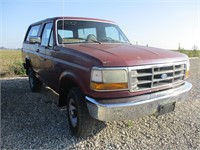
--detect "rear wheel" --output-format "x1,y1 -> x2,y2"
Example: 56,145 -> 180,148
28,67 -> 42,92
67,87 -> 96,137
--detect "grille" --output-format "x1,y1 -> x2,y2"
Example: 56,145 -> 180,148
129,62 -> 186,92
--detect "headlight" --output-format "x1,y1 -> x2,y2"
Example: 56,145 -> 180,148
185,59 -> 190,78
91,67 -> 128,91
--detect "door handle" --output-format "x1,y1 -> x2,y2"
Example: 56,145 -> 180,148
36,49 -> 40,53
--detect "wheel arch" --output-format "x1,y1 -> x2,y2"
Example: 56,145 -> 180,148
58,71 -> 86,107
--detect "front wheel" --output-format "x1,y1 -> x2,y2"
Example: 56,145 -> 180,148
67,88 -> 96,137
28,67 -> 42,92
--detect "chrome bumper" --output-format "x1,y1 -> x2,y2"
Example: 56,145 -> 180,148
85,82 -> 192,121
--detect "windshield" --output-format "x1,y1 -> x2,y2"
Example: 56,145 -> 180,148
56,20 -> 130,44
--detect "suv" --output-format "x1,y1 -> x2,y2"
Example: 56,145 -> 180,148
22,17 -> 192,137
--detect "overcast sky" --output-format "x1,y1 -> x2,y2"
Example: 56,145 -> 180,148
0,0 -> 200,50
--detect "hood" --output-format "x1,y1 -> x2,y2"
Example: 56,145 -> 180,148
64,44 -> 188,67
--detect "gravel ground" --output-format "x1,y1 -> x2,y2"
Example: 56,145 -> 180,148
1,58 -> 200,149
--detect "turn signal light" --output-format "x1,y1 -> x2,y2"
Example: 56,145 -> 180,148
91,82 -> 128,91
185,70 -> 189,79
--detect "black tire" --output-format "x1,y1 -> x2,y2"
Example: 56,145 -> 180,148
67,87 -> 96,137
28,67 -> 42,92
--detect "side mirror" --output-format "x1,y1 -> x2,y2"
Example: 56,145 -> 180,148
29,36 -> 41,44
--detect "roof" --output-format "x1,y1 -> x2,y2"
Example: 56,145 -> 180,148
30,16 -> 116,26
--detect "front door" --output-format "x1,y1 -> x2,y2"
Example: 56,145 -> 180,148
37,22 -> 53,84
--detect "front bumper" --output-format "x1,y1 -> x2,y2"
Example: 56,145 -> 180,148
85,82 -> 192,121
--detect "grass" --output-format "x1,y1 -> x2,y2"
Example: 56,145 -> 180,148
0,50 -> 26,77
174,49 -> 200,57
127,120 -> 134,128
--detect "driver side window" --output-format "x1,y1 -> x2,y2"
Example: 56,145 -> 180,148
41,23 -> 53,46
49,31 -> 53,47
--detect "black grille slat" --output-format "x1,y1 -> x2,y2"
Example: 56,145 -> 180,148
137,68 -> 152,74
138,83 -> 151,88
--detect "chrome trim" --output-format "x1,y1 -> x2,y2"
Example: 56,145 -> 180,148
128,61 -> 187,92
85,82 -> 192,121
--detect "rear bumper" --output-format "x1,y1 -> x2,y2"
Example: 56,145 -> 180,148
85,82 -> 192,121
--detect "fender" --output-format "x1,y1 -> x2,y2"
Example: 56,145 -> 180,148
58,71 -> 90,107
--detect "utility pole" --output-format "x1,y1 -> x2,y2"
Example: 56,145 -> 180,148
178,42 -> 181,50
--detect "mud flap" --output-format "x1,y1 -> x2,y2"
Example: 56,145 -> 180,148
158,102 -> 176,115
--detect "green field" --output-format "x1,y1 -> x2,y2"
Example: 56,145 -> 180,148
174,49 -> 200,57
0,50 -> 25,77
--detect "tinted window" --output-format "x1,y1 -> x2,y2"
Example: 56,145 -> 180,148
41,23 -> 53,46
26,25 -> 41,41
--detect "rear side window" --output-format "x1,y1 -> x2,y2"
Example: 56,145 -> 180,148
26,25 -> 41,41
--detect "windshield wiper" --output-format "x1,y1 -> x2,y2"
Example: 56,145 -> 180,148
101,38 -> 131,44
122,41 -> 132,45
89,40 -> 101,44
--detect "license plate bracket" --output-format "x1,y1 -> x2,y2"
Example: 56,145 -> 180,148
158,102 -> 176,115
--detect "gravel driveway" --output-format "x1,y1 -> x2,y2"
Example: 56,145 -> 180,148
1,58 -> 200,149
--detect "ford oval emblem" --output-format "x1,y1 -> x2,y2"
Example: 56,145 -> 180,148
161,73 -> 168,79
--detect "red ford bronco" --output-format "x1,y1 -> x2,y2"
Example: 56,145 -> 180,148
22,17 -> 192,137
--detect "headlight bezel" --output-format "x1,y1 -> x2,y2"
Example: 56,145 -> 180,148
90,67 -> 129,92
